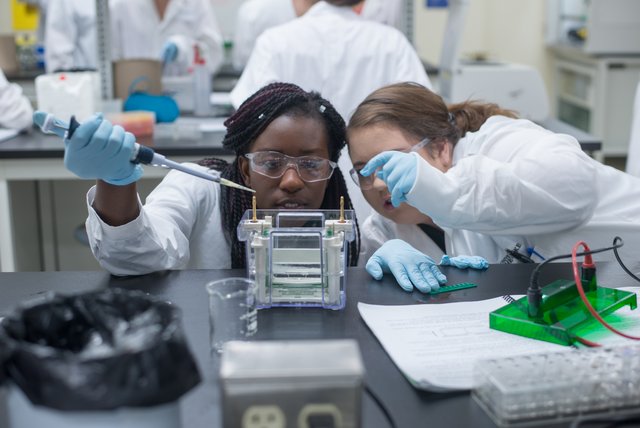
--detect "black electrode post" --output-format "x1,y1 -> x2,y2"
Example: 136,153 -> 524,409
581,257 -> 597,292
527,285 -> 543,319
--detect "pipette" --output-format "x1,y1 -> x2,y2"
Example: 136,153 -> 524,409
33,111 -> 255,193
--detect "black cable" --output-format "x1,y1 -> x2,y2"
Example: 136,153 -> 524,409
529,238 -> 625,292
526,237 -> 627,318
613,237 -> 640,284
364,383 -> 397,428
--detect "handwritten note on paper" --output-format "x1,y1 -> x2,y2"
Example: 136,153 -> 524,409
358,297 -> 567,391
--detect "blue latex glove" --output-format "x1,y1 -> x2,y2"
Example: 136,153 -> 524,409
160,42 -> 179,65
366,239 -> 447,293
440,255 -> 489,270
64,114 -> 143,185
360,151 -> 418,207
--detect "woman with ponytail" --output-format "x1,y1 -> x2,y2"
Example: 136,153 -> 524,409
71,82 -> 359,275
347,82 -> 640,293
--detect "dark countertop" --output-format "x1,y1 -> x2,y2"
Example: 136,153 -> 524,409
0,262 -> 638,427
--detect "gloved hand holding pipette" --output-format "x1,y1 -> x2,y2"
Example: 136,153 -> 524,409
33,111 -> 254,192
64,113 -> 143,186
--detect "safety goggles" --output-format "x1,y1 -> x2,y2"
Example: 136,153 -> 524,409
244,151 -> 337,183
349,137 -> 431,190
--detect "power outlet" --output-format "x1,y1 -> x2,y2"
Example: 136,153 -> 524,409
242,405 -> 286,428
298,404 -> 343,428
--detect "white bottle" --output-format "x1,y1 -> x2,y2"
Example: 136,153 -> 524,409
193,46 -> 211,116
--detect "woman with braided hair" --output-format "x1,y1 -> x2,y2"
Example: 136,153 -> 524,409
64,82 -> 359,275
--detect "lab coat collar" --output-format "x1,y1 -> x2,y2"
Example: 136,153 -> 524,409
159,0 -> 188,30
305,1 -> 360,20
451,135 -> 469,166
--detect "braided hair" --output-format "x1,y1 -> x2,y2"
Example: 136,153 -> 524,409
200,82 -> 360,268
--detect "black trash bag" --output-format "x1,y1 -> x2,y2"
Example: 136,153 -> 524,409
0,288 -> 201,411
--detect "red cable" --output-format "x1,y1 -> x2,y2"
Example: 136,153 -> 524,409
572,241 -> 640,341
574,335 -> 601,347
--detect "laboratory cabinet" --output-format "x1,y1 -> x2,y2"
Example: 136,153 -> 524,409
550,45 -> 640,156
9,178 -> 162,271
545,0 -> 640,157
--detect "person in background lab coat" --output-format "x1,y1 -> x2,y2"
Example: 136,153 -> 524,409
232,0 -> 295,71
348,82 -> 640,290
359,0 -> 404,30
625,82 -> 640,177
230,0 -> 430,228
44,0 -> 96,72
62,83 -> 360,275
110,0 -> 224,75
0,69 -> 34,131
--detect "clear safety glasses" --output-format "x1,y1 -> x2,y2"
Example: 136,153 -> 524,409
349,137 -> 431,190
244,151 -> 338,183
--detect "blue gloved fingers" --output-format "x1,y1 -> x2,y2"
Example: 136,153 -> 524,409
378,153 -> 405,185
161,42 -> 178,64
389,174 -> 415,207
118,130 -> 136,161
466,256 -> 489,269
440,254 -> 453,266
108,127 -> 136,164
101,124 -> 126,160
414,263 -> 439,293
365,255 -> 385,280
429,263 -> 447,285
107,131 -> 143,185
373,153 -> 417,207
65,113 -> 103,150
360,151 -> 396,177
87,119 -> 114,156
387,261 -> 414,292
439,255 -> 490,270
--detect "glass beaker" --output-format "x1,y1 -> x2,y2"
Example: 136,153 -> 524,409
206,277 -> 257,354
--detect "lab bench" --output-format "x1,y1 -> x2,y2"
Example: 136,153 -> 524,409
0,127 -> 233,272
0,262 -> 637,427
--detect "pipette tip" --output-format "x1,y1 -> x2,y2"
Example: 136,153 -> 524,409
219,178 -> 256,193
33,111 -> 54,132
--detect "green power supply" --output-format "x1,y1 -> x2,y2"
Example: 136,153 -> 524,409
490,280 -> 637,346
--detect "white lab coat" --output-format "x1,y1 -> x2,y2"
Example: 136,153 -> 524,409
44,0 -> 96,72
361,0 -> 404,30
230,1 -> 431,228
85,164 -> 231,276
403,115 -> 640,263
625,82 -> 640,177
230,1 -> 430,117
232,0 -> 295,71
110,0 -> 224,74
0,69 -> 33,131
